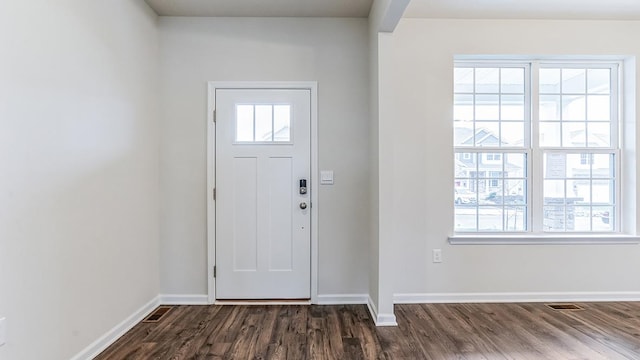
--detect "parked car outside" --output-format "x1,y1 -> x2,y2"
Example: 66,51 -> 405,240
454,189 -> 477,204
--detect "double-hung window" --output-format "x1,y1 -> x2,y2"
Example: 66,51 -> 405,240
454,61 -> 619,234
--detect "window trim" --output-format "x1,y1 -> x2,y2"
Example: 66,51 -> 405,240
449,234 -> 640,245
454,59 -> 624,237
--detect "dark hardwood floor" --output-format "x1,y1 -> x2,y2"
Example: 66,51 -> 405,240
95,302 -> 640,359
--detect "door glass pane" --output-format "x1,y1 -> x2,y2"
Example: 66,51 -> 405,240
255,105 -> 273,141
273,105 -> 291,142
236,105 -> 254,142
235,104 -> 291,143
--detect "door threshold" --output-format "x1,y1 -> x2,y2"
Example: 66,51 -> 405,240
215,299 -> 311,306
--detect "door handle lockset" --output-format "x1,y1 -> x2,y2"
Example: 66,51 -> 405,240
299,202 -> 308,210
299,179 -> 307,195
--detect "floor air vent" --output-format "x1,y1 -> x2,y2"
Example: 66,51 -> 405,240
143,306 -> 173,323
546,303 -> 584,311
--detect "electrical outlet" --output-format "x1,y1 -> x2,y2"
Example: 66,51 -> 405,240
0,317 -> 6,346
432,249 -> 442,263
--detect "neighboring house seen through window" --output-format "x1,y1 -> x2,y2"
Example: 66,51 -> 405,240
454,61 -> 619,233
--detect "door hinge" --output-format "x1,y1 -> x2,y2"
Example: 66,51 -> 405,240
213,110 -> 216,123
213,266 -> 216,278
213,188 -> 216,200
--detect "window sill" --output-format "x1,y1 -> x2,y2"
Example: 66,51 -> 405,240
449,234 -> 640,245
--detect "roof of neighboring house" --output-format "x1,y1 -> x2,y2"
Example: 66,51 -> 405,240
455,126 -> 504,147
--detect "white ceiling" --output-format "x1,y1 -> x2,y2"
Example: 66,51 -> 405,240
404,0 -> 640,20
145,0 -> 640,20
144,0 -> 374,17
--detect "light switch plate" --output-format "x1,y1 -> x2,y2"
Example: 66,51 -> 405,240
0,317 -> 6,346
320,170 -> 334,185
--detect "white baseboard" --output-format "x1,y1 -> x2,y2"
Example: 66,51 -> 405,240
367,296 -> 397,326
316,294 -> 368,305
159,294 -> 209,305
70,296 -> 160,360
394,291 -> 640,304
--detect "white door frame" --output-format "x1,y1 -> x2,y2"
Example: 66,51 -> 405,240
207,81 -> 319,304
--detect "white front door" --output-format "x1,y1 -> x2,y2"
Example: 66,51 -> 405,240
215,88 -> 311,299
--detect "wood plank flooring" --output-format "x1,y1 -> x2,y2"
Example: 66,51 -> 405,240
95,302 -> 640,359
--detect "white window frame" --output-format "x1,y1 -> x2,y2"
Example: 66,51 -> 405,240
454,62 -> 532,233
532,61 -> 620,234
451,59 -> 638,244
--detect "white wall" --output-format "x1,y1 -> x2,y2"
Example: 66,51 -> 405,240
0,1 -> 160,359
158,17 -> 370,297
380,19 -> 640,298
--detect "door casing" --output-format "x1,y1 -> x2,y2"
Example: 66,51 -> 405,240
207,81 -> 319,304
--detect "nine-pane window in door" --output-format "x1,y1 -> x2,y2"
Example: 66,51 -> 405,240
454,62 -> 619,233
235,104 -> 291,142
